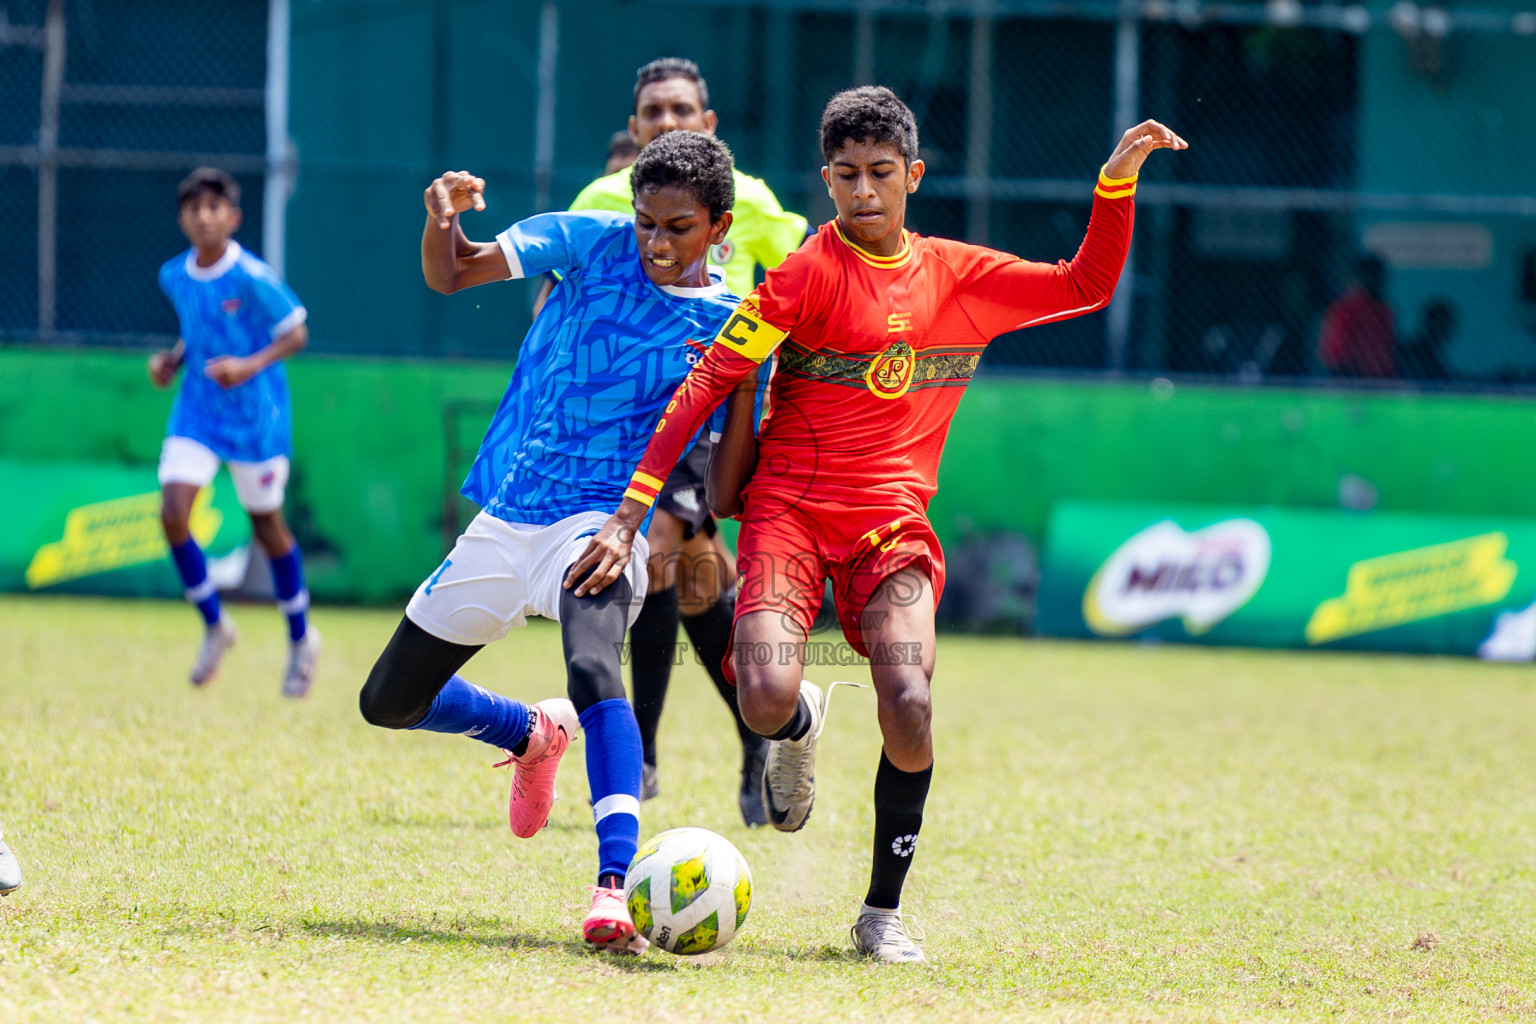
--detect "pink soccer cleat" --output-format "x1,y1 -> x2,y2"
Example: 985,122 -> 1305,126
495,698 -> 579,838
583,885 -> 648,955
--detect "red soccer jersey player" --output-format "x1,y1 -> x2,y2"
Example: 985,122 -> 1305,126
570,87 -> 1185,962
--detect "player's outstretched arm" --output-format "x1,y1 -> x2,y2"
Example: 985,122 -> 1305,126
421,170 -> 510,294
147,339 -> 185,389
705,377 -> 760,519
1103,119 -> 1187,179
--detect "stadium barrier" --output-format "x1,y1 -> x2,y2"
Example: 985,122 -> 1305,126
7,347 -> 1536,639
1039,500 -> 1536,659
0,457 -> 250,599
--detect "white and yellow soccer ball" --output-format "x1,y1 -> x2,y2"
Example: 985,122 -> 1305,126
624,827 -> 752,955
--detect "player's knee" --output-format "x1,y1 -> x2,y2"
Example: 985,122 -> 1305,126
735,667 -> 800,735
358,659 -> 428,730
566,648 -> 623,713
160,499 -> 191,540
878,675 -> 932,743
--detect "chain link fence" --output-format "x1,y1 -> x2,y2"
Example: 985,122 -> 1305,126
4,0 -> 1536,386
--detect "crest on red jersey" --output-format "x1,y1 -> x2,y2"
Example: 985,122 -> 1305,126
865,340 -> 915,399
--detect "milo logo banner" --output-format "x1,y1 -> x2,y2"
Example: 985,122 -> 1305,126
0,457 -> 251,598
1038,501 -> 1536,660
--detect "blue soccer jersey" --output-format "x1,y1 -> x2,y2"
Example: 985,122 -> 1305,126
463,211 -> 739,525
158,241 -> 306,462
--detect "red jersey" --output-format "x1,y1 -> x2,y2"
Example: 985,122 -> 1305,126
624,168 -> 1138,515
1317,286 -> 1397,378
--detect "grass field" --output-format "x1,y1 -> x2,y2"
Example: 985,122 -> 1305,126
4,594 -> 1536,1022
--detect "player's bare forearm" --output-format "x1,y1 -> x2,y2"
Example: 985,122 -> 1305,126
147,339 -> 185,389
706,380 -> 759,519
420,171 -> 509,293
255,322 -> 308,369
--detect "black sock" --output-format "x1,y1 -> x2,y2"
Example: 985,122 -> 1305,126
680,594 -> 757,749
865,750 -> 933,910
765,695 -> 812,742
628,587 -> 679,766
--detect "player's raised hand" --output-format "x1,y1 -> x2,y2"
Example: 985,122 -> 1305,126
563,514 -> 639,597
204,355 -> 257,389
1103,120 -> 1187,180
424,171 -> 487,230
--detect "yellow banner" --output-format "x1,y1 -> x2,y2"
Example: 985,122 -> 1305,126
26,488 -> 222,589
1305,532 -> 1517,644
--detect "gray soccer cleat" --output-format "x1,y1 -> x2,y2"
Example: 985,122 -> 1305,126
0,828 -> 22,896
761,679 -> 863,833
282,628 -> 322,698
190,616 -> 238,687
850,904 -> 926,963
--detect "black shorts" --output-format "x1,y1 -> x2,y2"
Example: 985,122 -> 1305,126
655,438 -> 716,540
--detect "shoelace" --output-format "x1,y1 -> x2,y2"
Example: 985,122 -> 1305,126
855,911 -> 926,949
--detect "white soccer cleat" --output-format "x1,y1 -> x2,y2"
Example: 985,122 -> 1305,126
190,616 -> 238,687
0,828 -> 21,896
282,628 -> 322,699
761,679 -> 863,833
849,904 -> 926,963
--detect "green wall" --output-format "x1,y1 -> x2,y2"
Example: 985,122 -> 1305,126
4,346 -> 1534,602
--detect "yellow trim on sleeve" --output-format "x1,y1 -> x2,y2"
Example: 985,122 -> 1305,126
631,471 -> 665,492
714,302 -> 788,364
623,487 -> 657,507
1096,164 -> 1138,200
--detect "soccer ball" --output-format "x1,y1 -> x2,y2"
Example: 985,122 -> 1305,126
624,827 -> 752,955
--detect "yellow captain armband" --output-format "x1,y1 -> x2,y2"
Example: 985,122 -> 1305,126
714,300 -> 787,363
1095,164 -> 1138,200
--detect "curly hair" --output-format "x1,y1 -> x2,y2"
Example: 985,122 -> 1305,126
177,166 -> 240,209
633,57 -> 709,111
630,130 -> 735,221
819,86 -> 919,165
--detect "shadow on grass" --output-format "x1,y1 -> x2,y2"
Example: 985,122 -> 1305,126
301,918 -> 679,971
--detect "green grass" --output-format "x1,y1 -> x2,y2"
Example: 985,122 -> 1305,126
3,595 -> 1536,1022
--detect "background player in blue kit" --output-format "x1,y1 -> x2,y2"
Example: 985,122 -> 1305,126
358,131 -> 739,955
149,168 -> 321,697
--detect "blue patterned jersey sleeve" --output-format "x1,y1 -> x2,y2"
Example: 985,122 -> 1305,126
494,210 -> 629,281
246,261 -> 306,338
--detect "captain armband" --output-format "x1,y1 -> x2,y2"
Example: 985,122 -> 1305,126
714,300 -> 788,364
1094,165 -> 1138,201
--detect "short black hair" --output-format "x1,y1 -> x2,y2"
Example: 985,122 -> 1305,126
177,166 -> 240,209
608,130 -> 639,162
630,130 -> 734,221
820,86 -> 919,165
634,57 -> 709,111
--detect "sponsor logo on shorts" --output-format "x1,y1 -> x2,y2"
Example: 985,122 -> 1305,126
1083,519 -> 1271,637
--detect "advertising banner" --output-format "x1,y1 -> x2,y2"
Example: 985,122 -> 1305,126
1038,501 -> 1536,659
0,459 -> 252,599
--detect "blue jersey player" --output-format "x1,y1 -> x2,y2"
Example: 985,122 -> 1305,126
149,168 -> 320,697
359,132 -> 739,955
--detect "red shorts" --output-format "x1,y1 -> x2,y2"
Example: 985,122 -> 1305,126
726,495 -> 946,680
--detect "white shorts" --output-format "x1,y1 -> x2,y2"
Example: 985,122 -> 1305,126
158,436 -> 290,514
406,510 -> 650,647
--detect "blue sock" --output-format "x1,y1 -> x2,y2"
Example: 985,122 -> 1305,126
170,539 -> 221,626
270,547 -> 308,642
579,698 -> 643,884
407,674 -> 533,751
